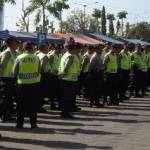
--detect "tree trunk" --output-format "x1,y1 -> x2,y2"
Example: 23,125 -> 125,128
60,11 -> 62,33
0,7 -> 4,30
121,18 -> 124,36
42,6 -> 46,33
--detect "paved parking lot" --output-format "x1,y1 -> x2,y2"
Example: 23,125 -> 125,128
1,95 -> 150,150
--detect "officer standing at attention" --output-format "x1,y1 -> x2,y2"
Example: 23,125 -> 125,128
13,42 -> 41,129
131,44 -> 146,97
48,45 -> 62,110
104,44 -> 119,105
37,44 -> 50,112
87,46 -> 104,107
81,46 -> 94,98
0,37 -> 18,121
118,43 -> 131,101
59,44 -> 80,119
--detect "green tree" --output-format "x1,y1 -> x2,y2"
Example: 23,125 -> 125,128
92,8 -> 101,33
107,13 -> 115,36
47,0 -> 69,33
0,0 -> 16,30
117,11 -> 128,36
127,22 -> 150,39
116,20 -> 121,35
16,9 -> 30,32
89,18 -> 97,33
125,22 -> 130,37
101,6 -> 106,35
26,0 -> 51,33
61,9 -> 90,33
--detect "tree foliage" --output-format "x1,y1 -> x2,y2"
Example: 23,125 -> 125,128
101,6 -> 106,35
107,13 -> 115,36
117,11 -> 128,36
61,9 -> 90,33
47,0 -> 69,33
127,22 -> 150,39
92,8 -> 101,33
26,0 -> 51,33
0,0 -> 16,9
16,9 -> 30,32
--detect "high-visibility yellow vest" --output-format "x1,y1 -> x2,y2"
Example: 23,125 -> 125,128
49,51 -> 61,75
105,52 -> 118,73
148,52 -> 150,69
120,50 -> 131,70
59,52 -> 80,81
132,51 -> 148,72
17,53 -> 41,84
101,48 -> 110,59
37,52 -> 51,73
2,48 -> 18,78
141,52 -> 148,72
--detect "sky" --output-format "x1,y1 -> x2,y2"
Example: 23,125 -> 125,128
4,0 -> 150,32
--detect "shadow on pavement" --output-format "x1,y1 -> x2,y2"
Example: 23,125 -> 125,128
0,125 -> 120,135
1,137 -> 113,149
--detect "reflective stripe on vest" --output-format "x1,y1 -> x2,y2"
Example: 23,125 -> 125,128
37,52 -> 51,73
59,52 -> 80,81
17,53 -> 41,84
133,52 -> 148,72
2,48 -> 17,78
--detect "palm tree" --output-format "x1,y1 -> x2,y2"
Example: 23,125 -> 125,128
26,0 -> 51,33
47,0 -> 69,33
107,13 -> 115,36
117,11 -> 128,36
92,8 -> 101,33
0,0 -> 16,30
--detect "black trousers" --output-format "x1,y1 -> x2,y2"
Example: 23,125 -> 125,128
0,77 -> 16,118
39,73 -> 49,109
86,71 -> 104,103
105,73 -> 118,104
48,74 -> 60,104
148,69 -> 150,87
118,69 -> 130,98
133,68 -> 144,95
59,80 -> 77,115
16,83 -> 39,126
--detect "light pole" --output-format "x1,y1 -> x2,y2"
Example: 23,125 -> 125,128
73,1 -> 98,32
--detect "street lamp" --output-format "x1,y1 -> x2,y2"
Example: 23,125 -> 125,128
73,1 -> 99,32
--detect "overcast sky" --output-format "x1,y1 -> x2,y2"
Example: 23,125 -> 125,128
4,0 -> 150,32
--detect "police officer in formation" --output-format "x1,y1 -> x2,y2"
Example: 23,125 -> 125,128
0,37 -> 150,128
13,42 -> 41,128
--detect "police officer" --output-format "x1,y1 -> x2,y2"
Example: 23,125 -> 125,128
131,44 -> 147,97
59,44 -> 80,119
81,46 -> 94,98
104,44 -> 119,105
0,37 -> 18,122
118,43 -> 131,101
37,44 -> 50,112
13,42 -> 41,129
87,45 -> 105,107
48,45 -> 62,110
141,46 -> 149,95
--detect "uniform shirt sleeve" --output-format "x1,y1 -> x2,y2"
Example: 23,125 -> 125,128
64,55 -> 74,74
13,58 -> 19,78
40,56 -> 49,73
0,51 -> 11,76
